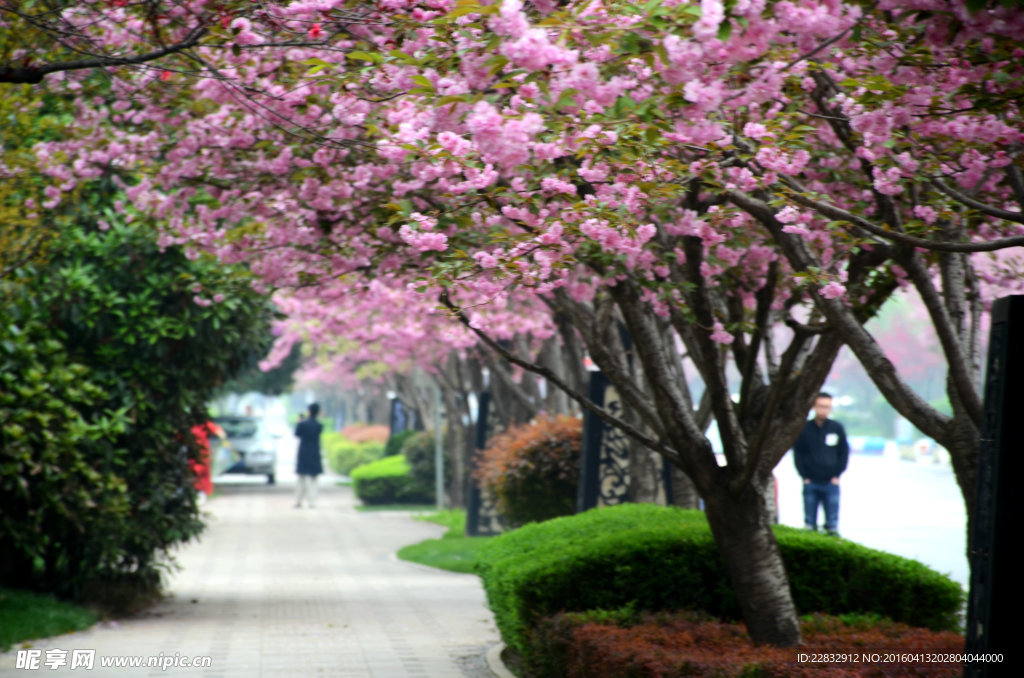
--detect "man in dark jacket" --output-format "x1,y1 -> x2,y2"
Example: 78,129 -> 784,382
794,392 -> 849,536
294,403 -> 324,508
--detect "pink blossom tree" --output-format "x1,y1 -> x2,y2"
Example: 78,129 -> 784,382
11,0 -> 1024,646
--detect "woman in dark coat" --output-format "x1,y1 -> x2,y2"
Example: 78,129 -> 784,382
294,403 -> 323,508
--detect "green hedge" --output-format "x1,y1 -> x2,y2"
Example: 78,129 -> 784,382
401,430 -> 450,492
475,504 -> 964,666
350,455 -> 434,505
385,429 -> 417,457
322,431 -> 385,475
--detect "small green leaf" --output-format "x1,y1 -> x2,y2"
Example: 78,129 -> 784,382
346,50 -> 383,63
411,75 -> 435,90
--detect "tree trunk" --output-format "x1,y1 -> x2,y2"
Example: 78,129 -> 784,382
702,476 -> 801,646
939,406 -> 981,542
439,365 -> 468,508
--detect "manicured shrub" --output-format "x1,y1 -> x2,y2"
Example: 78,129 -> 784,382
350,455 -> 434,505
322,431 -> 385,475
473,415 -> 581,526
475,504 -> 964,670
401,430 -> 451,492
530,610 -> 965,678
385,429 -> 417,456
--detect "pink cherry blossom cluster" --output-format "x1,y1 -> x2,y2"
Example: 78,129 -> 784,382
16,0 -> 1023,386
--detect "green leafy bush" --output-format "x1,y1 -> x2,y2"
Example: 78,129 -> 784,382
385,429 -> 417,456
473,415 -> 581,526
0,221 -> 272,608
475,504 -> 964,671
401,430 -> 451,492
322,431 -> 385,475
0,317 -> 131,597
350,455 -> 434,505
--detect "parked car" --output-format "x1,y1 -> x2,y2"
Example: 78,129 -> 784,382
211,416 -> 279,484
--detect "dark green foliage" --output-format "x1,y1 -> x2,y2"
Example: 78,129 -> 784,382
475,504 -> 964,670
350,455 -> 434,505
0,316 -> 131,599
385,429 -> 416,457
776,524 -> 963,631
0,221 -> 273,608
400,430 -> 450,491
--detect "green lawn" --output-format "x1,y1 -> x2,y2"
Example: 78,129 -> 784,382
0,587 -> 96,652
397,509 -> 493,574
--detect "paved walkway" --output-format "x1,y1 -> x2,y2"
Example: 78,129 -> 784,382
1,482 -> 501,678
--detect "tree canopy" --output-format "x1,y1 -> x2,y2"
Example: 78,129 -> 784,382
5,0 -> 1023,645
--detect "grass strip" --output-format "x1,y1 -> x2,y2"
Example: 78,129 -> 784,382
0,587 -> 96,652
397,508 -> 493,574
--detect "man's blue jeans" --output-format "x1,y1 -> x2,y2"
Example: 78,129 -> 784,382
803,481 -> 840,532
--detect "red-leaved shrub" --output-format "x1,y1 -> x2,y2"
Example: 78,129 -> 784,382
473,415 -> 581,526
339,424 -> 390,444
533,611 -> 965,678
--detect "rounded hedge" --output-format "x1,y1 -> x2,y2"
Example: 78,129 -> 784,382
385,429 -> 417,457
475,503 -> 964,668
322,431 -> 385,475
473,415 -> 581,526
350,455 -> 434,505
400,430 -> 451,494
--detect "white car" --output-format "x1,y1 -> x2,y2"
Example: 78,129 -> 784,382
211,416 -> 279,484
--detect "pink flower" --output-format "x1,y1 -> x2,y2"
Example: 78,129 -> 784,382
489,0 -> 530,37
636,223 -> 656,244
437,131 -> 472,156
913,205 -> 938,224
500,29 -> 578,71
42,185 -> 62,209
683,79 -> 724,111
742,122 -> 773,140
820,282 -> 847,300
872,166 -> 903,196
693,0 -> 725,42
399,224 -> 448,252
540,177 -> 577,196
710,321 -> 732,344
474,251 -> 499,268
